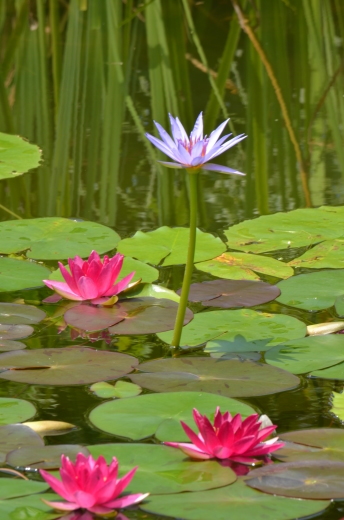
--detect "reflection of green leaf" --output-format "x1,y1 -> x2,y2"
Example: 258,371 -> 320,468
0,218 -> 120,259
89,444 -> 236,494
205,335 -> 272,355
117,227 -> 226,266
90,380 -> 142,399
0,132 -> 41,180
277,270 -> 344,311
330,392 -> 344,422
0,258 -> 50,292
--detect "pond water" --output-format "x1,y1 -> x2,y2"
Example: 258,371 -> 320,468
1,1 -> 344,519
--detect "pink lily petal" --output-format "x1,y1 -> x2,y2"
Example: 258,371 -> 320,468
180,421 -> 207,452
113,467 -> 138,497
107,271 -> 136,296
40,469 -> 73,501
104,493 -> 149,509
41,499 -> 79,511
164,442 -> 211,460
43,293 -> 62,303
58,263 -> 79,294
76,277 -> 99,300
74,491 -> 96,509
43,280 -> 83,301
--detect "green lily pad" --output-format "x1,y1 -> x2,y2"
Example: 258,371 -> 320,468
196,253 -> 293,280
265,335 -> 344,374
0,302 -> 46,324
123,283 -> 180,302
90,380 -> 142,399
183,280 -> 280,308
335,295 -> 344,317
0,132 -> 41,180
276,270 -> 344,311
89,391 -> 255,441
0,340 -> 26,351
0,348 -> 138,385
0,424 -> 43,463
289,239 -> 344,269
117,227 -> 226,266
64,298 -> 193,335
0,479 -> 49,501
158,309 -> 306,347
0,494 -> 60,520
129,357 -> 300,398
0,324 -> 33,340
0,397 -> 36,425
205,336 -> 273,356
330,391 -> 344,422
0,218 -> 120,259
274,428 -> 344,463
224,206 -> 344,253
6,444 -> 90,470
141,479 -> 329,520
0,258 -> 50,292
245,459 -> 344,499
89,444 -> 236,494
310,362 -> 344,380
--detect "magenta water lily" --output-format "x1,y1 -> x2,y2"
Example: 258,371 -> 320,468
43,251 -> 135,305
164,407 -> 284,464
40,453 -> 148,515
146,112 -> 246,174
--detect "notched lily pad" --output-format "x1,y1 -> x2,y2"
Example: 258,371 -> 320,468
6,444 -> 90,469
130,357 -> 300,398
90,380 -> 142,399
0,132 -> 41,179
0,424 -> 43,463
0,347 -> 138,385
0,258 -> 50,292
182,280 -> 280,308
245,459 -> 344,499
289,239 -> 344,269
274,428 -> 344,463
0,302 -> 46,324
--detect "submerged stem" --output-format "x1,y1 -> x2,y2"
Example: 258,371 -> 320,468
171,171 -> 198,348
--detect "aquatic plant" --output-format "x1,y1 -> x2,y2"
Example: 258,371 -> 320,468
164,407 -> 284,463
43,251 -> 135,304
40,453 -> 148,514
146,113 -> 246,347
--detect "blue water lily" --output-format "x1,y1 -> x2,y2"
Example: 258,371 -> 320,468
146,112 -> 246,175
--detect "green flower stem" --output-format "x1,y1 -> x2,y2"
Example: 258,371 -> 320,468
171,170 -> 198,347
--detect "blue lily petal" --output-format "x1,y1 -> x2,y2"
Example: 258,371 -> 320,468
203,163 -> 245,175
190,112 -> 203,142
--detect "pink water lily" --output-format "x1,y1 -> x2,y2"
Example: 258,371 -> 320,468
43,251 -> 135,305
40,453 -> 148,515
145,112 -> 246,174
164,408 -> 284,464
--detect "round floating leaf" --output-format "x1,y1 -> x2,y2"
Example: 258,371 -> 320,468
224,206 -> 344,253
0,348 -> 138,385
0,218 -> 120,259
0,302 -> 46,324
205,336 -> 273,355
0,397 -> 36,425
245,460 -> 344,499
266,335 -> 344,374
0,493 -> 61,520
0,479 -> 49,500
7,444 -> 90,469
335,295 -> 344,317
183,280 -> 280,308
158,309 -> 306,348
89,391 -> 255,441
196,253 -> 293,281
117,227 -> 226,266
0,424 -> 43,463
289,239 -> 344,269
0,132 -> 41,180
141,479 -> 329,520
0,258 -> 50,292
89,444 -> 236,494
0,340 -> 26,351
310,362 -> 344,380
23,421 -> 76,437
0,324 -> 33,340
276,270 -> 344,311
90,380 -> 142,399
330,391 -> 344,422
123,283 -> 180,303
274,428 -> 344,463
129,358 -> 300,398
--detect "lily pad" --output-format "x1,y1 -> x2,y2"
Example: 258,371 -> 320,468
0,479 -> 49,500
6,444 -> 89,469
0,493 -> 60,520
310,362 -> 344,380
0,348 -> 138,385
123,283 -> 180,303
265,335 -> 344,374
0,324 -> 33,340
196,253 -> 293,280
330,391 -> 344,422
335,295 -> 344,317
0,302 -> 46,324
245,459 -> 344,499
0,340 -> 26,351
158,309 -> 306,347
183,280 -> 280,308
289,239 -> 344,269
141,479 -> 329,520
90,380 -> 142,399
276,270 -> 344,311
129,357 -> 300,398
89,391 -> 255,441
89,444 -> 236,494
0,258 -> 50,292
64,298 -> 193,335
0,132 -> 41,179
0,424 -> 43,463
0,218 -> 120,259
274,428 -> 344,463
117,226 -> 226,266
224,206 -> 344,253
0,397 -> 36,425
205,336 -> 273,356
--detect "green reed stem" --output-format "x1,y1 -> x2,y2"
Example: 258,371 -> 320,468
171,171 -> 198,348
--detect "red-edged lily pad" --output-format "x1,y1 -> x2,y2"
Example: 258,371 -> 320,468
181,280 -> 281,308
274,429 -> 344,462
0,424 -> 43,463
0,347 -> 138,385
